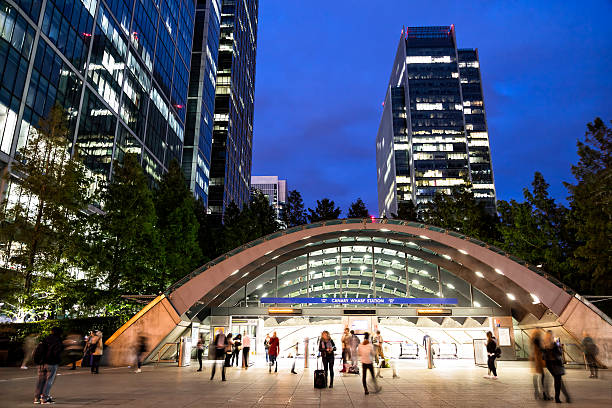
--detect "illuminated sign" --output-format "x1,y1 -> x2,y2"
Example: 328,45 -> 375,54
417,308 -> 452,316
268,307 -> 302,315
260,297 -> 458,305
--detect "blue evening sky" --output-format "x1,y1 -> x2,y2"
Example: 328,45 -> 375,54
251,1 -> 612,216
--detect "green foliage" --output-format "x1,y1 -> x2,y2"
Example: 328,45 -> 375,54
347,198 -> 369,218
154,160 -> 202,290
86,153 -> 161,311
282,190 -> 307,227
308,198 -> 341,222
497,173 -> 571,281
564,118 -> 612,295
0,105 -> 91,318
393,200 -> 419,222
422,184 -> 500,244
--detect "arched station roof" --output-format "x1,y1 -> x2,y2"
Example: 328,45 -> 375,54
165,219 -> 576,322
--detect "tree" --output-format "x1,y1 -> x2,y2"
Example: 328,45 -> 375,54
154,159 -> 202,290
423,184 -> 499,243
497,172 -> 570,281
393,200 -> 420,222
347,198 -> 369,218
308,198 -> 341,223
87,153 -> 160,312
0,105 -> 90,318
564,118 -> 612,295
245,190 -> 280,239
194,198 -> 223,263
282,190 -> 307,227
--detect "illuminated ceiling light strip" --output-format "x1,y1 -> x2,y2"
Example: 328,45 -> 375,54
507,293 -> 516,301
495,268 -> 504,275
231,269 -> 239,276
475,271 -> 484,278
530,293 -> 540,304
458,249 -> 468,255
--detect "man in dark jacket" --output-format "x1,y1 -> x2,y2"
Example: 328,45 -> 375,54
34,327 -> 64,404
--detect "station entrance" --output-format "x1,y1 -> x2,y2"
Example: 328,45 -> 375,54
104,219 -> 612,369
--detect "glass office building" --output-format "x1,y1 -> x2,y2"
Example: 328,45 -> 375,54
208,0 -> 258,215
0,0 -> 196,194
250,175 -> 287,223
376,26 -> 496,217
182,0 -> 220,205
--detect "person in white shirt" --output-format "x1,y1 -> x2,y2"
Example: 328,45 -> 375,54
242,332 -> 251,369
357,332 -> 381,395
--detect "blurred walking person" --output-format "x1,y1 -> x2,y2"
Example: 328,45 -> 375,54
374,330 -> 384,378
63,333 -> 83,370
290,341 -> 298,374
268,331 -> 279,373
242,331 -> 251,369
224,333 -> 234,368
210,330 -> 227,381
264,334 -> 271,363
196,336 -> 204,371
340,327 -> 350,373
33,327 -> 63,404
544,331 -> 571,403
358,332 -> 381,395
483,331 -> 498,379
349,330 -> 360,373
89,330 -> 103,374
318,330 -> 336,387
21,333 -> 38,369
231,333 -> 241,367
582,331 -> 599,379
530,331 -> 551,400
135,335 -> 147,373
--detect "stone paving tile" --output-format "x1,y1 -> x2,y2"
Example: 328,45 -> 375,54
0,361 -> 611,407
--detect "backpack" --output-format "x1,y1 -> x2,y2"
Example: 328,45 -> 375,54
33,340 -> 48,365
495,347 -> 502,358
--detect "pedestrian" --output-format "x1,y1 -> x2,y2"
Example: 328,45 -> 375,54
242,331 -> 251,369
196,336 -> 204,372
268,331 -> 280,373
82,331 -> 93,367
544,331 -> 571,403
63,333 -> 83,370
349,330 -> 360,373
290,341 -> 298,374
358,332 -> 381,395
318,330 -> 336,388
483,331 -> 498,379
224,333 -> 234,368
21,333 -> 38,369
530,331 -> 551,400
135,335 -> 147,373
340,327 -> 350,373
374,330 -> 384,378
231,333 -> 241,367
33,327 -> 64,404
582,331 -> 599,379
264,334 -> 270,363
210,330 -> 227,381
89,330 -> 103,374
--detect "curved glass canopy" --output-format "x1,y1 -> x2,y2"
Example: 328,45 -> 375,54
220,236 -> 499,308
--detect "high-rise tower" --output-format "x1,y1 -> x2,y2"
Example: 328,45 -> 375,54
376,25 -> 496,217
207,0 -> 258,215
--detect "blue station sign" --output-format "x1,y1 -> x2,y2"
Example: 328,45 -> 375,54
259,297 -> 458,305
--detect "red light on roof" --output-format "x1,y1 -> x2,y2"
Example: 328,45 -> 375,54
174,104 -> 184,109
82,33 -> 92,37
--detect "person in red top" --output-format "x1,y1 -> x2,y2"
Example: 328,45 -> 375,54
268,332 -> 280,373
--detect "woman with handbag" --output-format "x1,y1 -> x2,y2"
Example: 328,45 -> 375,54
231,334 -> 242,367
224,333 -> 234,368
544,331 -> 571,403
318,331 -> 336,388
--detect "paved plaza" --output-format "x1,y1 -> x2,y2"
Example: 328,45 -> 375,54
0,360 -> 610,407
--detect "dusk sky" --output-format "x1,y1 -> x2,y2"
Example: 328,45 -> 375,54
251,1 -> 612,216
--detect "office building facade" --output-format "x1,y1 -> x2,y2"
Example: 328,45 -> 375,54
250,175 -> 287,222
207,0 -> 258,215
182,0 -> 220,205
376,25 -> 496,217
0,0 -> 196,199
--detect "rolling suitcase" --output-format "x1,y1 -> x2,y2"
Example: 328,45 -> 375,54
314,347 -> 326,388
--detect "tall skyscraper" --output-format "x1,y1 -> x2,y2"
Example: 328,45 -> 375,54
182,0 -> 221,205
0,0 -> 196,197
376,25 -> 496,217
207,0 -> 258,215
250,175 -> 287,222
